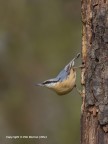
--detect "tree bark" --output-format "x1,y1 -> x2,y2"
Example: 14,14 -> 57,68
81,0 -> 108,144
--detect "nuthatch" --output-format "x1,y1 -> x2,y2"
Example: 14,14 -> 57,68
36,53 -> 83,95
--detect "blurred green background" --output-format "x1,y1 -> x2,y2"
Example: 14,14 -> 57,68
0,0 -> 82,144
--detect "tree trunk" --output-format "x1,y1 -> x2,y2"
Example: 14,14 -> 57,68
81,0 -> 108,144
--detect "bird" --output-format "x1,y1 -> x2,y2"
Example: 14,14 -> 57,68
36,53 -> 83,95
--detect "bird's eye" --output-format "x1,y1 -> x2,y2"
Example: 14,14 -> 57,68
43,80 -> 59,84
43,81 -> 51,84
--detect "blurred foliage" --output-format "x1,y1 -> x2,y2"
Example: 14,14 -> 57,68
0,0 -> 81,144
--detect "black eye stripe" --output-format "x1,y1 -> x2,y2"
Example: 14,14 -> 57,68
43,80 -> 59,84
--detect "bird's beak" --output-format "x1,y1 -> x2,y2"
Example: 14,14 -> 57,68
34,83 -> 44,86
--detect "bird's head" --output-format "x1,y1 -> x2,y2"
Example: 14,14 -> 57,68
36,78 -> 59,88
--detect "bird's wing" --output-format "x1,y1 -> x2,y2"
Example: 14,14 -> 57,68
56,69 -> 69,82
56,53 -> 80,82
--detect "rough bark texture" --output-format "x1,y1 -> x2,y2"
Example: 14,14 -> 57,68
81,0 -> 108,144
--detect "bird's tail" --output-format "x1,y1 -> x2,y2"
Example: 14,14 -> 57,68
64,53 -> 80,70
72,53 -> 80,64
69,53 -> 80,67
